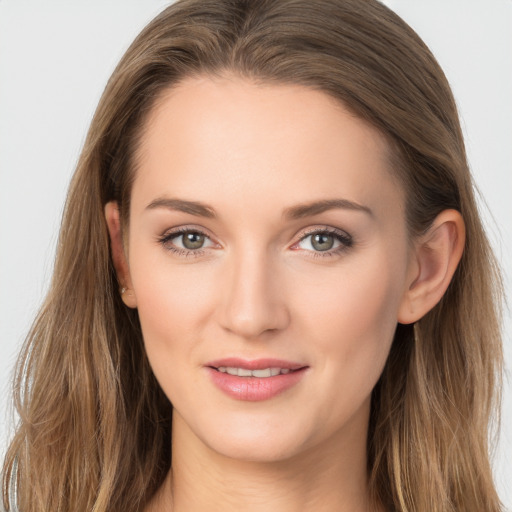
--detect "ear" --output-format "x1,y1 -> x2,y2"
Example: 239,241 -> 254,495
398,209 -> 465,324
105,201 -> 137,308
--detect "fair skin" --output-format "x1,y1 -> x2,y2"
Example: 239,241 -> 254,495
105,75 -> 464,512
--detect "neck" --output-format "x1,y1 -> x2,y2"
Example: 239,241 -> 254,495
148,405 -> 377,512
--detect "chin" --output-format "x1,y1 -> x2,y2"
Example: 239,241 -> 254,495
189,412 -> 318,464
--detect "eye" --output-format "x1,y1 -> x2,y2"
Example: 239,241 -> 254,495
292,228 -> 353,256
158,228 -> 216,255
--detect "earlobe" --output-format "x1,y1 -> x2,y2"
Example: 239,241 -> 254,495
104,201 -> 137,308
398,209 -> 465,324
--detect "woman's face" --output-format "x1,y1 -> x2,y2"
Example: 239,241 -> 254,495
123,76 -> 415,462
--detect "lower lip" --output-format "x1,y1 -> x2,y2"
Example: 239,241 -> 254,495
206,367 -> 307,401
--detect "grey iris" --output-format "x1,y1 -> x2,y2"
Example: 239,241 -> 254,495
311,233 -> 334,251
183,232 -> 205,249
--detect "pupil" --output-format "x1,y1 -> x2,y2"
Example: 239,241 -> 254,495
183,232 -> 204,249
312,233 -> 334,251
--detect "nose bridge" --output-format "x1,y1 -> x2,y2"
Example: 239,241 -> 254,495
219,243 -> 289,338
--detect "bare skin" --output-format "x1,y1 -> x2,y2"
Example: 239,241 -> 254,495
105,75 -> 465,512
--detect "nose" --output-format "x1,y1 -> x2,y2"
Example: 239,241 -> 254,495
218,249 -> 290,339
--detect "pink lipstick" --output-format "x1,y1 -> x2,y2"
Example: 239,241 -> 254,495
204,358 -> 308,401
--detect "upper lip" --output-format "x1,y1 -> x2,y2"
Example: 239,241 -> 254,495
205,358 -> 306,371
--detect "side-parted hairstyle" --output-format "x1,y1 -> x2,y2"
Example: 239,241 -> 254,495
2,1 -> 503,511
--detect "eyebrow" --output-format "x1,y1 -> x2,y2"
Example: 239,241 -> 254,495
145,197 -> 372,219
145,198 -> 216,218
283,199 -> 373,219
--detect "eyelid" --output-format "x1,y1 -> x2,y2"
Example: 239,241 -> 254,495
159,224 -> 214,240
293,225 -> 352,244
297,225 -> 351,238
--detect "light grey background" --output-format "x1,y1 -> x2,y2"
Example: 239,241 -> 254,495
1,0 -> 510,507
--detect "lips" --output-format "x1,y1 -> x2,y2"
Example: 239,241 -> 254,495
205,358 -> 308,401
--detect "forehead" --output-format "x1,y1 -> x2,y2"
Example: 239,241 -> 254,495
132,75 -> 403,220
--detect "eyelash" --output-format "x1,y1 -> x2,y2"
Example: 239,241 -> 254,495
157,226 -> 354,259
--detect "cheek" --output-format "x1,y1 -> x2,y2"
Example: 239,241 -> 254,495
128,259 -> 218,406
127,244 -> 218,378
129,237 -> 216,331
292,248 -> 407,375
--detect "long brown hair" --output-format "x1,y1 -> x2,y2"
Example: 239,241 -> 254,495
2,1 -> 503,510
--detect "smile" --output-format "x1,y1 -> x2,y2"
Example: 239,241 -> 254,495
216,367 -> 293,377
205,358 -> 308,401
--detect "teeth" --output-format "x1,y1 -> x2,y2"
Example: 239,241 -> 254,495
252,368 -> 272,378
217,367 -> 293,378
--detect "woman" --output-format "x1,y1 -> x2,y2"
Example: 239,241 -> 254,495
1,0 -> 504,511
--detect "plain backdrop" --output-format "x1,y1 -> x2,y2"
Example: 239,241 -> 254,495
0,0 -> 511,507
